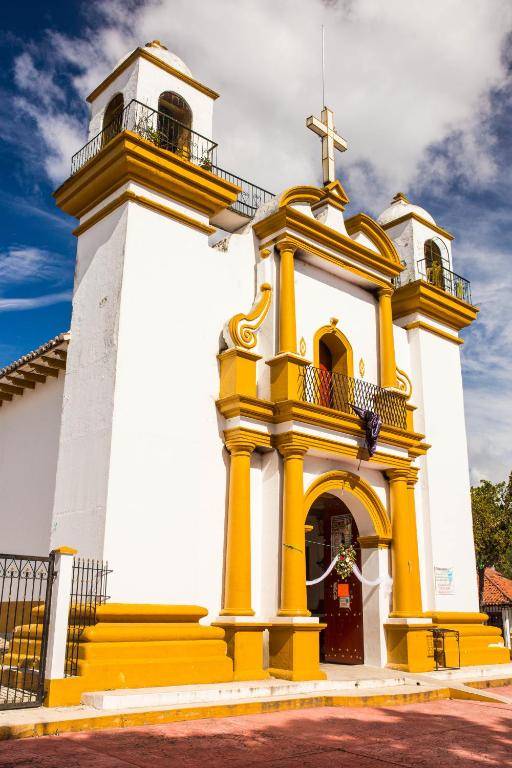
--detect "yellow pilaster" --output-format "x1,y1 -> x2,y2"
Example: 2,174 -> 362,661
378,286 -> 397,388
220,434 -> 255,616
217,348 -> 261,398
387,468 -> 422,616
278,445 -> 309,617
277,239 -> 298,354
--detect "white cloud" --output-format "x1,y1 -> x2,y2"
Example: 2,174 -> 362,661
8,0 -> 512,208
0,246 -> 70,285
0,291 -> 72,312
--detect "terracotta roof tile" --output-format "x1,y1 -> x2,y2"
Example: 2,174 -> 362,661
482,567 -> 512,606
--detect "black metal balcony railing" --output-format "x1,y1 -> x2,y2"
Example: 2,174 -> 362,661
70,99 -> 274,218
298,366 -> 407,430
417,258 -> 472,304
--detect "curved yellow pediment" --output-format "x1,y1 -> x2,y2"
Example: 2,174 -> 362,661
345,213 -> 402,266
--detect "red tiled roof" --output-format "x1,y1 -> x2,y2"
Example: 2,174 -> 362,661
482,567 -> 512,606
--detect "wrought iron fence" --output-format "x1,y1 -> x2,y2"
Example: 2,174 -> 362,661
65,558 -> 111,677
298,366 -> 407,430
416,258 -> 472,304
210,165 -> 275,217
71,99 -> 218,175
432,627 -> 461,670
70,99 -> 275,219
0,553 -> 55,710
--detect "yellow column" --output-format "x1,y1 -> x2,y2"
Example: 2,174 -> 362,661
278,445 -> 309,617
220,435 -> 255,616
378,286 -> 397,388
277,240 -> 297,354
386,468 -> 422,615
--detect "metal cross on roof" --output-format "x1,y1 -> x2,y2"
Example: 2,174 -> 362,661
306,106 -> 347,186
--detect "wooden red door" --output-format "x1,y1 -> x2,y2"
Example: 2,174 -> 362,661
322,505 -> 364,664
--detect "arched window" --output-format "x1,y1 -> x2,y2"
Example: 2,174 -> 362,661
314,326 -> 354,410
157,92 -> 192,158
102,93 -> 124,145
423,238 -> 448,290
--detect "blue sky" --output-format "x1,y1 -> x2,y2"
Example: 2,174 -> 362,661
1,0 -> 511,483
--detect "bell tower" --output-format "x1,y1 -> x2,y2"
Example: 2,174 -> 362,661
50,41 -> 240,604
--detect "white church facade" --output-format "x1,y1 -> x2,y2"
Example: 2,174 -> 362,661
1,40 -> 508,703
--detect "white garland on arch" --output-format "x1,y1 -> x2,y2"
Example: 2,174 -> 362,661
306,554 -> 393,596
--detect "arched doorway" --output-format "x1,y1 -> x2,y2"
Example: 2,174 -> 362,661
306,492 -> 364,664
157,91 -> 192,158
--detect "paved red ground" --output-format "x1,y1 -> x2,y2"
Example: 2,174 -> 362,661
1,698 -> 512,767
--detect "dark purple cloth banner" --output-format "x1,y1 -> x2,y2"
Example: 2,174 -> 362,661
350,404 -> 382,457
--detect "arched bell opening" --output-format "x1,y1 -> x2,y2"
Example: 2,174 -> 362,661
102,93 -> 124,145
423,237 -> 449,291
157,91 -> 192,158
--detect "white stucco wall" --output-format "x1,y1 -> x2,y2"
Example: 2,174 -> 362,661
407,325 -> 478,612
0,375 -> 64,555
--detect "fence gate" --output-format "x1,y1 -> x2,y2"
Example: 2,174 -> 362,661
0,553 -> 55,710
65,557 -> 110,677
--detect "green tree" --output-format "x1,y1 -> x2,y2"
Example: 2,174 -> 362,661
471,471 -> 512,586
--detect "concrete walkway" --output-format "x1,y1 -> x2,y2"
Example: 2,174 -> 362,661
1,697 -> 512,766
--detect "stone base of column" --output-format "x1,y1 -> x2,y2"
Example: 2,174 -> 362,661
213,620 -> 269,681
268,622 -> 326,681
385,621 -> 435,673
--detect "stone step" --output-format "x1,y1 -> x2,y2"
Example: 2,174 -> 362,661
82,673 -> 409,710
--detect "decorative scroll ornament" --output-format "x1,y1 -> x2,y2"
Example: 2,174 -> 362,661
396,367 -> 413,400
334,543 -> 357,579
299,337 -> 307,356
224,283 -> 272,349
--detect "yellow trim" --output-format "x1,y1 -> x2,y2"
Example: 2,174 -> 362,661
54,131 -> 240,220
381,211 -> 454,241
358,535 -> 391,549
28,684 -> 448,734
213,623 -> 269,681
404,320 -> 464,345
73,190 -> 216,236
393,279 -> 478,331
223,426 -> 271,451
345,212 -> 402,265
227,284 -> 272,349
254,207 -> 402,280
52,546 -> 77,555
303,469 -> 392,540
268,623 -> 326,681
279,181 -> 349,212
396,367 -> 413,399
218,348 -> 261,399
87,47 -> 219,104
216,394 -> 429,461
313,324 -> 354,378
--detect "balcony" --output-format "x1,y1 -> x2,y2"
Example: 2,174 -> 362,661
298,365 -> 407,430
416,258 -> 471,304
70,99 -> 274,224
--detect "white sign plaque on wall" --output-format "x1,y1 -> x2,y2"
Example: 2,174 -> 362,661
435,567 -> 455,595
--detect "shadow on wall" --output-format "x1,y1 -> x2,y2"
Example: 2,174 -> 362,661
1,697 -> 512,766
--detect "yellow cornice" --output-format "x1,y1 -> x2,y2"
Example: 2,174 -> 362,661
253,206 -> 401,284
72,190 -> 216,236
223,426 -> 272,451
279,181 -> 349,213
87,48 -> 219,104
404,320 -> 464,346
381,212 -> 454,241
54,131 -> 240,220
216,393 -> 428,460
345,213 -> 402,266
392,279 -> 478,331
